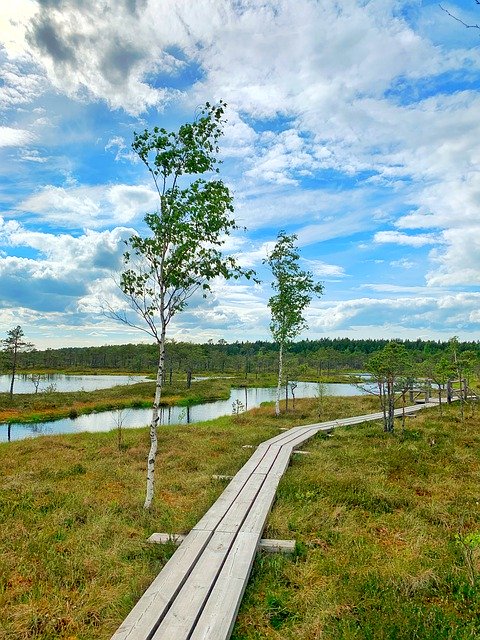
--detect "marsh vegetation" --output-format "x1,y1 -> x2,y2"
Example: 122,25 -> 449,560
2,396 -> 480,638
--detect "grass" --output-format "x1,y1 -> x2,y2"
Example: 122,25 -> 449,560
232,401 -> 480,640
1,395 -> 479,639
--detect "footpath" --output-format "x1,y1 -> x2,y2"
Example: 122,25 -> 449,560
112,402 -> 437,640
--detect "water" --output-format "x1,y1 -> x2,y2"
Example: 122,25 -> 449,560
1,381 -> 365,443
0,373 -> 149,394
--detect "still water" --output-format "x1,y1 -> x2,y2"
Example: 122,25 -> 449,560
1,380 -> 365,443
0,373 -> 148,394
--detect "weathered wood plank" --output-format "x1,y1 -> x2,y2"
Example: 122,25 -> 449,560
189,531 -> 260,640
260,539 -> 296,553
149,533 -> 295,553
150,530 -> 234,639
110,529 -> 211,640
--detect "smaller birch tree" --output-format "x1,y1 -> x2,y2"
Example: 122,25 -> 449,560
116,101 -> 254,509
264,231 -> 323,416
365,341 -> 412,432
2,326 -> 34,399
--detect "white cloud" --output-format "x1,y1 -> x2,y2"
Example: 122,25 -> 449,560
426,226 -> 480,286
0,219 -> 133,313
361,284 -> 440,294
22,0 -> 189,115
303,258 -> 346,278
374,230 -> 440,247
307,291 -> 480,336
18,148 -> 49,162
244,129 -> 316,185
233,183 -> 382,239
397,171 -> 480,231
105,136 -> 137,162
389,258 -> 415,269
0,126 -> 35,147
16,182 -> 156,228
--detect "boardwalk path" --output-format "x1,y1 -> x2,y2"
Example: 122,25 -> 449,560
112,402 -> 437,640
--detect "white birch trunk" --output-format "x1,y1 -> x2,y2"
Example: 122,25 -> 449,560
275,343 -> 283,417
144,329 -> 166,509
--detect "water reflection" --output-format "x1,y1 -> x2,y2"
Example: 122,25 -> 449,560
0,373 -> 149,394
1,381 -> 365,443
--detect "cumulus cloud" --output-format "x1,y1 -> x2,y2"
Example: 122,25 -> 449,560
426,226 -> 480,286
307,292 -> 480,336
16,182 -> 156,228
0,216 -> 133,313
24,0 -> 189,114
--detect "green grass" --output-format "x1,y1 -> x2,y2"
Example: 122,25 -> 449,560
1,396 -> 479,639
232,402 -> 480,640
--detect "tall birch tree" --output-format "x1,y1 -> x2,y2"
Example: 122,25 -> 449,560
265,231 -> 323,416
116,102 -> 254,509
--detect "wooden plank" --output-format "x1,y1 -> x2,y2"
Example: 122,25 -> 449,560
239,453 -> 291,536
260,539 -> 296,553
213,473 -> 270,534
148,532 -> 186,545
149,533 -> 295,553
194,472 -> 269,533
251,446 -> 282,475
151,530 -> 235,640
110,529 -> 211,640
193,449 -> 273,532
188,531 -> 262,640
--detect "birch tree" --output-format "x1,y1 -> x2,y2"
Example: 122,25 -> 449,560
2,326 -> 34,399
116,101 -> 254,508
264,231 -> 323,416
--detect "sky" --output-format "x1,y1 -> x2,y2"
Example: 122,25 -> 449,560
0,0 -> 479,349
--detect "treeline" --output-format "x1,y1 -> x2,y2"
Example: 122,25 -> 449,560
4,337 -> 480,376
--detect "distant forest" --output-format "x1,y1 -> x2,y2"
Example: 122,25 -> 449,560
4,337 -> 480,376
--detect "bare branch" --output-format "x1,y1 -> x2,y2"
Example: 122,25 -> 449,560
439,3 -> 480,30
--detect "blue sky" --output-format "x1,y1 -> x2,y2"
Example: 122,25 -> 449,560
1,0 -> 479,349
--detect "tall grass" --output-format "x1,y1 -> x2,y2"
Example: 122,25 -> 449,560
1,396 -> 479,639
232,403 -> 480,639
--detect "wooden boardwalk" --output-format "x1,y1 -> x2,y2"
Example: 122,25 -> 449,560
111,402 -> 437,640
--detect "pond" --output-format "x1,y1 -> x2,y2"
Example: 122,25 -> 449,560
1,381 -> 366,443
0,373 -> 149,394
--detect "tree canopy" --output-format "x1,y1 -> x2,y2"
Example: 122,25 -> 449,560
117,101 -> 255,508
